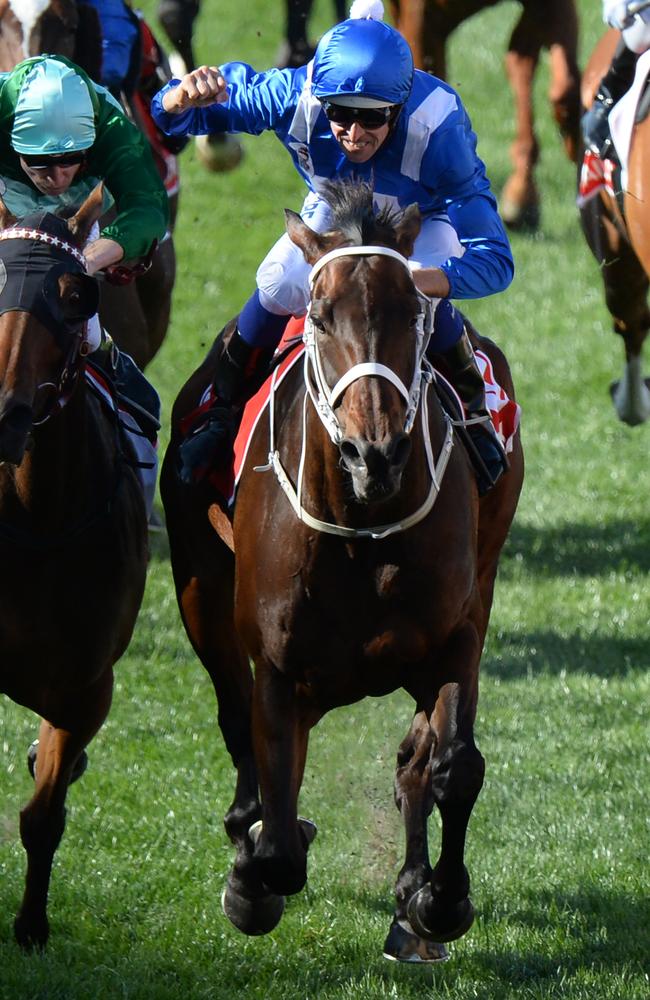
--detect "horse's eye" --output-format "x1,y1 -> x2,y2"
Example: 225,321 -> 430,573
311,315 -> 326,333
68,291 -> 81,306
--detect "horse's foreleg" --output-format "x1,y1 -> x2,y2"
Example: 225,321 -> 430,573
134,236 -> 176,368
383,707 -> 449,963
407,625 -> 485,944
581,198 -> 650,425
390,0 -> 449,77
502,20 -> 542,230
545,1 -> 581,162
14,671 -> 113,949
250,660 -> 317,899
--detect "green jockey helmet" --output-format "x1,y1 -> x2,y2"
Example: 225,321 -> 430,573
11,59 -> 96,157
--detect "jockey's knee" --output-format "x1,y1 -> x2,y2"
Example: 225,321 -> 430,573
256,270 -> 308,318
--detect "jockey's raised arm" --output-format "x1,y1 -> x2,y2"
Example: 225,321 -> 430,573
151,0 -> 513,495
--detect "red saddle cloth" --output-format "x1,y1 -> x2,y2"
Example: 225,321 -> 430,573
577,149 -> 618,207
187,317 -> 521,504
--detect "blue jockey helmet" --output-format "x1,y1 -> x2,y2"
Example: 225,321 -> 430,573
11,59 -> 96,157
311,15 -> 414,108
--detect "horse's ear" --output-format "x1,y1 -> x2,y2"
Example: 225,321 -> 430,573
285,208 -> 337,264
0,193 -> 17,231
394,204 -> 421,259
67,183 -> 105,247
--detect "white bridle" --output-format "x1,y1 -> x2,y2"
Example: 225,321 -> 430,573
254,245 -> 455,540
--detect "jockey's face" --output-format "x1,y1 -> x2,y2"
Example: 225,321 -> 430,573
329,120 -> 391,163
19,157 -> 84,196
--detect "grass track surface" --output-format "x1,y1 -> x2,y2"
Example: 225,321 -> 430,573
1,1 -> 649,997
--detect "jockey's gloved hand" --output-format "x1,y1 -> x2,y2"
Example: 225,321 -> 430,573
178,405 -> 236,485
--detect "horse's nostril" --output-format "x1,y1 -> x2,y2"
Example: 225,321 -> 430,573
340,438 -> 366,469
1,404 -> 33,438
390,434 -> 411,469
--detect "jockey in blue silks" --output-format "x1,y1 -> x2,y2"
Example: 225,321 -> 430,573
152,0 -> 514,493
77,0 -> 141,96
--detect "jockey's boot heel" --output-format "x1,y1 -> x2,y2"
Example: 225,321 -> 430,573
581,40 -> 638,159
178,329 -> 272,485
443,329 -> 508,497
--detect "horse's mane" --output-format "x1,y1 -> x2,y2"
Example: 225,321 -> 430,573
320,180 -> 401,247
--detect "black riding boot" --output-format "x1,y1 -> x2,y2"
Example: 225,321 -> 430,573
582,40 -> 638,159
90,333 -> 161,440
443,329 -> 508,496
178,329 -> 271,485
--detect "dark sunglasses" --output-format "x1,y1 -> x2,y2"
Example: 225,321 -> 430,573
322,102 -> 399,130
21,151 -> 87,169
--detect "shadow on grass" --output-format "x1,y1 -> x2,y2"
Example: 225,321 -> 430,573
499,518 -> 650,578
483,629 -> 649,679
2,880 -> 646,1000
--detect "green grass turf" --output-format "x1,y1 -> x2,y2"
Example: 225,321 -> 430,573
0,1 -> 648,997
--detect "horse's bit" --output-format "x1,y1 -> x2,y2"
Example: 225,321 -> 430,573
256,244 -> 455,540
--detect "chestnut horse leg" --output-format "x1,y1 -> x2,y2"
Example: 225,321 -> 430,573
547,16 -> 581,162
383,707 -> 449,963
580,193 -> 650,425
502,1 -> 580,229
14,669 -> 113,949
405,626 -> 486,944
161,453 -> 282,934
132,236 -> 176,368
502,15 -> 542,229
389,0 -> 450,77
247,658 -> 318,901
99,282 -> 150,372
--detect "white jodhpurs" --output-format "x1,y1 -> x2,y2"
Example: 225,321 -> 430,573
255,191 -> 465,318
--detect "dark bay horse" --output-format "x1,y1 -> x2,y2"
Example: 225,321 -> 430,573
389,0 -> 581,230
0,188 -> 148,948
0,0 -> 176,369
580,29 -> 650,425
162,182 -> 524,960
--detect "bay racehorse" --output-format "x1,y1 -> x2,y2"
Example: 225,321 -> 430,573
579,29 -> 650,425
389,0 -> 581,230
0,187 -> 148,948
162,181 -> 524,961
0,0 -> 177,369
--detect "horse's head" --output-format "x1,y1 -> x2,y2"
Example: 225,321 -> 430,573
0,186 -> 102,465
286,181 -> 428,505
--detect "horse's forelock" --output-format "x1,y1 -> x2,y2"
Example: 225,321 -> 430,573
321,181 -> 401,248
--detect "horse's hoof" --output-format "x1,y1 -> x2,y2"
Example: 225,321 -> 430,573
248,816 -> 317,848
406,885 -> 475,943
382,918 -> 450,963
195,134 -> 244,173
27,741 -> 88,784
14,911 -> 49,951
221,882 -> 285,936
500,196 -> 540,232
609,377 -> 650,426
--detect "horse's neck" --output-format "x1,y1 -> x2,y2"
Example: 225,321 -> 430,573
11,383 -> 110,524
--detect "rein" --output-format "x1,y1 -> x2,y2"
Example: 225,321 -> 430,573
255,245 -> 456,540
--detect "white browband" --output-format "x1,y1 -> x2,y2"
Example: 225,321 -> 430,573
0,227 -> 87,268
